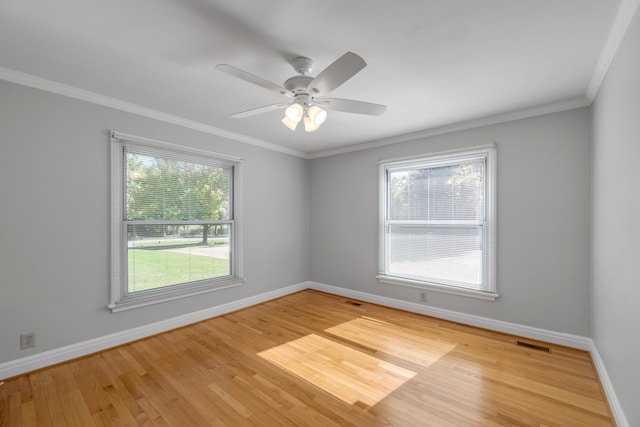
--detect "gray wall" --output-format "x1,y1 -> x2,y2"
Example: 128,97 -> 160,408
591,6 -> 640,426
0,81 -> 309,363
4,39 -> 636,420
310,108 -> 592,336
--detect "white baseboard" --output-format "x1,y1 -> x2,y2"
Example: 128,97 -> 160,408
305,281 -> 627,426
0,282 -> 306,380
0,280 -> 627,426
306,281 -> 592,349
589,343 -> 629,427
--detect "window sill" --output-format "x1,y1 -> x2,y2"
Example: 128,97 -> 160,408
376,275 -> 499,301
109,278 -> 245,313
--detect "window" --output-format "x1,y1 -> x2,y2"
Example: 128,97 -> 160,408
378,145 -> 497,300
110,131 -> 243,312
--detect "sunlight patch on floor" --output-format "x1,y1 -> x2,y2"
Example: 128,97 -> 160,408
258,333 -> 416,407
325,317 -> 456,368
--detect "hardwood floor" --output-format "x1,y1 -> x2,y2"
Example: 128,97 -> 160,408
0,290 -> 613,426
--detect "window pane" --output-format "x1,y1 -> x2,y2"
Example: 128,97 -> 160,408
388,225 -> 483,287
389,161 -> 484,221
125,152 -> 232,221
127,224 -> 231,293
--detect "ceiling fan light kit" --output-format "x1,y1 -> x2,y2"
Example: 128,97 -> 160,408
216,52 -> 386,134
280,91 -> 327,132
284,102 -> 304,122
281,115 -> 298,131
307,105 -> 327,125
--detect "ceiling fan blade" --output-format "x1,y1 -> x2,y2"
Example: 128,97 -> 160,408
307,52 -> 367,97
216,64 -> 293,98
230,103 -> 289,118
317,98 -> 387,116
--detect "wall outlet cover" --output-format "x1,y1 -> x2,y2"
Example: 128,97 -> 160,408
20,332 -> 35,350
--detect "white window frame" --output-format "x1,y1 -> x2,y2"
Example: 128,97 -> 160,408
377,145 -> 498,300
109,131 -> 244,312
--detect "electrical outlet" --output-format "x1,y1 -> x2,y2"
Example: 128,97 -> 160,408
20,332 -> 35,350
419,292 -> 427,303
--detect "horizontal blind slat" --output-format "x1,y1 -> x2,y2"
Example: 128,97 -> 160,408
123,147 -> 233,222
382,147 -> 495,293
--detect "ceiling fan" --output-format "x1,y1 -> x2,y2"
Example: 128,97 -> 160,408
216,52 -> 386,132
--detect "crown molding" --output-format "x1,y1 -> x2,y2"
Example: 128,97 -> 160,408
586,0 -> 640,101
0,67 -> 594,161
3,0 -> 637,163
307,97 -> 590,159
0,66 -> 307,158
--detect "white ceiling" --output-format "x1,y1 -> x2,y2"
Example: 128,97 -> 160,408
0,0 -> 628,157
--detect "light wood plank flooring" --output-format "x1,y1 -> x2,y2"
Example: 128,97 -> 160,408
0,290 -> 613,426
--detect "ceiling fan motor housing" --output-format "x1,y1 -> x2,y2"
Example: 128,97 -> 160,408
284,56 -> 317,97
284,75 -> 314,95
290,56 -> 313,75
292,94 -> 311,109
